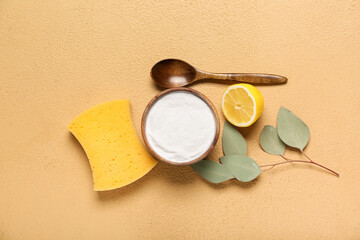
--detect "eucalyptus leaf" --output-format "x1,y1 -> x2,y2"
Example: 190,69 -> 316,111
220,155 -> 262,182
277,107 -> 310,151
260,125 -> 286,155
191,160 -> 233,183
222,121 -> 247,156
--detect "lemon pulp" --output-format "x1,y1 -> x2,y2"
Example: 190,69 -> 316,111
222,84 -> 264,127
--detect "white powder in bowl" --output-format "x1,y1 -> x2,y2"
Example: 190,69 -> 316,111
145,91 -> 216,164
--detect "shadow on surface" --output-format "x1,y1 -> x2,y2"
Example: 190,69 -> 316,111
69,126 -> 263,201
187,78 -> 288,87
97,161 -> 198,201
68,132 -> 93,179
235,119 -> 262,139
198,174 -> 262,190
151,75 -> 288,91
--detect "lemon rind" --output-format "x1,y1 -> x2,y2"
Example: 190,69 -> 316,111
222,84 -> 257,127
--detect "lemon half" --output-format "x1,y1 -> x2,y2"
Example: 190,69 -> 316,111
222,84 -> 264,127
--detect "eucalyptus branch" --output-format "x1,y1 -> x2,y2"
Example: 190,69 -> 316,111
259,155 -> 339,177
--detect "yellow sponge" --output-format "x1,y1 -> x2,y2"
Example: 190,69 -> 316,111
69,100 -> 157,191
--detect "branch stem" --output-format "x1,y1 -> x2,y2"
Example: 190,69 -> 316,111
302,151 -> 313,162
260,156 -> 339,177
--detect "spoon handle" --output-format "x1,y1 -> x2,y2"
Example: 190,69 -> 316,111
197,71 -> 287,84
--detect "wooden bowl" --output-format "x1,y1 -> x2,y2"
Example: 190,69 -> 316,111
141,87 -> 220,165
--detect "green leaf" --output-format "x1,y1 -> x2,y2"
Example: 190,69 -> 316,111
220,155 -> 262,182
191,160 -> 233,183
222,121 -> 247,156
277,107 -> 310,151
260,125 -> 286,155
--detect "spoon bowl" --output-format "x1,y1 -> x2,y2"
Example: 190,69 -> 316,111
151,59 -> 287,88
151,59 -> 196,88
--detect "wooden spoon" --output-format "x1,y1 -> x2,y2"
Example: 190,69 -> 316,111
151,59 -> 287,88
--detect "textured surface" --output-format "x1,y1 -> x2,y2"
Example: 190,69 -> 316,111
1,0 -> 359,239
69,100 -> 157,191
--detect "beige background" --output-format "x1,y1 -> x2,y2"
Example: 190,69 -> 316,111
1,1 -> 360,239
